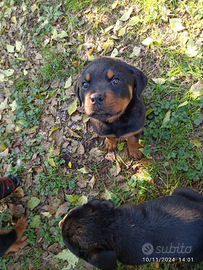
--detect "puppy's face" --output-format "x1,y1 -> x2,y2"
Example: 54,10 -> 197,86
74,57 -> 147,123
59,200 -> 118,269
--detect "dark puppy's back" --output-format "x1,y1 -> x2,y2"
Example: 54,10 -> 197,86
61,189 -> 203,269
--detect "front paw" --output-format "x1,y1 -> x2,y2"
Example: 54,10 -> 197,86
15,215 -> 28,237
104,138 -> 118,152
128,148 -> 143,160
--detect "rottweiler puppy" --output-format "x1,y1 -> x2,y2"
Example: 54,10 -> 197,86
59,187 -> 203,270
74,57 -> 148,159
0,215 -> 28,257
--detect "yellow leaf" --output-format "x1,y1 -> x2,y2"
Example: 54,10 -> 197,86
49,127 -> 59,137
118,26 -> 126,37
68,162 -> 72,168
145,109 -> 153,117
0,142 -> 6,151
68,99 -> 77,115
16,125 -> 21,131
31,3 -> 38,13
190,138 -> 202,148
48,157 -> 56,167
11,16 -> 17,24
68,128 -> 81,138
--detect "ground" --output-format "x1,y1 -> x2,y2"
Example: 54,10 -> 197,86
0,0 -> 203,269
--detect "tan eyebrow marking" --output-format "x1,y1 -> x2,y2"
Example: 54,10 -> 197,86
85,73 -> 90,81
107,70 -> 114,80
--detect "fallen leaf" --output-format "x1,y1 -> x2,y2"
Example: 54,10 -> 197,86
129,46 -> 141,58
120,6 -> 133,21
48,127 -> 59,137
178,101 -> 188,108
145,109 -> 153,117
104,188 -> 113,200
27,197 -> 40,210
14,187 -> 24,197
30,215 -> 41,228
54,249 -> 79,268
118,26 -> 126,36
0,97 -> 8,110
128,16 -> 140,26
55,203 -> 69,218
190,138 -> 202,148
152,78 -> 166,85
77,167 -> 88,174
111,48 -> 119,57
89,176 -> 96,189
11,16 -> 17,24
77,180 -> 89,188
142,37 -> 153,46
161,110 -> 171,128
48,157 -> 56,167
6,44 -> 15,53
185,38 -> 198,57
110,161 -> 121,176
170,18 -> 185,32
191,81 -> 203,98
105,152 -> 116,162
78,195 -> 88,205
64,76 -> 72,88
68,99 -> 77,115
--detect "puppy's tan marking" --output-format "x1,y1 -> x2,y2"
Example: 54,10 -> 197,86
105,138 -> 118,152
85,73 -> 90,82
126,136 -> 144,160
107,70 -> 114,80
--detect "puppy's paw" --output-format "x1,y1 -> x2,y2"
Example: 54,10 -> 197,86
126,136 -> 143,160
6,236 -> 28,253
104,138 -> 118,152
14,215 -> 28,237
128,148 -> 143,160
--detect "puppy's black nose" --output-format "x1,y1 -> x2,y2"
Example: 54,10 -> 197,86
90,93 -> 105,105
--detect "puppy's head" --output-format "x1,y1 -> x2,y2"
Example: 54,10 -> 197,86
74,57 -> 147,123
59,199 -> 118,270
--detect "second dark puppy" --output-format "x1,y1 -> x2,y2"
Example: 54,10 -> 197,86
74,57 -> 148,159
59,187 -> 203,270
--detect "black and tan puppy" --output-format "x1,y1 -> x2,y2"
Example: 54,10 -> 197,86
0,215 -> 28,258
74,57 -> 148,159
59,187 -> 203,270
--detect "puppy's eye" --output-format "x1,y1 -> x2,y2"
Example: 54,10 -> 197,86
111,78 -> 120,85
82,82 -> 89,88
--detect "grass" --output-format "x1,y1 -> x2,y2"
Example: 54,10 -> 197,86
0,0 -> 202,269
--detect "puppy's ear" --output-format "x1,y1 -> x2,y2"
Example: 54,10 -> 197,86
74,81 -> 82,106
90,250 -> 117,270
129,66 -> 148,98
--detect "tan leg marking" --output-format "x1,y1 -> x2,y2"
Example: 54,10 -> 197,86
104,137 -> 118,152
126,136 -> 144,160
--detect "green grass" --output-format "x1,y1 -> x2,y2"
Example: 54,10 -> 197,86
0,0 -> 202,269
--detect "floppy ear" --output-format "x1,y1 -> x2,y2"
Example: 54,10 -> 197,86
74,80 -> 82,106
90,250 -> 117,270
129,66 -> 148,99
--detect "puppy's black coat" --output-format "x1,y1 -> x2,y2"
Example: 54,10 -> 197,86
74,57 -> 148,159
59,187 -> 203,270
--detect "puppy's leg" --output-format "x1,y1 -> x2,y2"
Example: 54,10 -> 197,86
171,187 -> 203,203
105,138 -> 118,152
126,134 -> 143,160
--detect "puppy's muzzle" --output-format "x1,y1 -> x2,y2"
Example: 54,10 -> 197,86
90,93 -> 105,105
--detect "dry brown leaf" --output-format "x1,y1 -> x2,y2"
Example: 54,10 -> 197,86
89,176 -> 96,189
55,202 -> 69,218
105,152 -> 116,161
77,180 -> 89,188
14,187 -> 24,197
